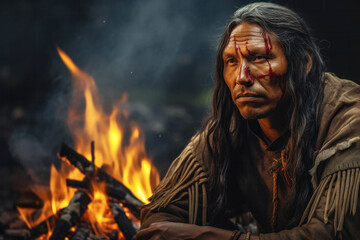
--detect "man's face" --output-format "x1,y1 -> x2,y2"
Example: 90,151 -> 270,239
223,22 -> 288,119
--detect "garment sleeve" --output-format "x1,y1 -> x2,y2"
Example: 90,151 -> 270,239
260,165 -> 360,239
140,134 -> 209,229
140,194 -> 190,229
259,186 -> 336,239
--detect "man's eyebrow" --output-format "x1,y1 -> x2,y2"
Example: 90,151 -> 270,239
222,51 -> 237,59
246,49 -> 260,56
245,43 -> 270,54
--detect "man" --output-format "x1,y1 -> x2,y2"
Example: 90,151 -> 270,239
136,2 -> 360,239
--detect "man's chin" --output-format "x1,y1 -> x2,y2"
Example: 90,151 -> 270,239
238,110 -> 270,120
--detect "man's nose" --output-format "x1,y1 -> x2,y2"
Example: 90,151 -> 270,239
235,61 -> 253,85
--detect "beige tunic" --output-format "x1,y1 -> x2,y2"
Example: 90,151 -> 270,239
141,73 -> 360,239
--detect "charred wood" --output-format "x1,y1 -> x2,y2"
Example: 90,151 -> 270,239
66,179 -> 89,192
29,214 -> 57,239
87,233 -> 108,240
49,191 -> 91,240
107,188 -> 141,219
4,228 -> 30,239
110,203 -> 136,240
15,191 -> 44,210
109,230 -> 118,240
66,179 -> 141,219
59,144 -> 142,207
4,210 -> 61,239
71,221 -> 90,240
0,211 -> 17,232
8,218 -> 27,230
15,202 -> 43,210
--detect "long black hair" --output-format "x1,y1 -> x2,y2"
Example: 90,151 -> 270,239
202,2 -> 325,228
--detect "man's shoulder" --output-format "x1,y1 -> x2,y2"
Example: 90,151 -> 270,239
319,72 -> 360,139
322,72 -> 360,105
311,73 -> 360,186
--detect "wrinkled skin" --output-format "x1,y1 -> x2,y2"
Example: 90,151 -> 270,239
223,22 -> 288,121
223,22 -> 289,141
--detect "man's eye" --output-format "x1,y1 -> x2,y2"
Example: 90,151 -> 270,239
226,58 -> 236,64
252,56 -> 267,62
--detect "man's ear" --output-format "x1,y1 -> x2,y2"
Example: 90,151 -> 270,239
306,53 -> 313,75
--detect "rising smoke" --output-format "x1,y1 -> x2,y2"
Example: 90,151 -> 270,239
7,0 -> 238,180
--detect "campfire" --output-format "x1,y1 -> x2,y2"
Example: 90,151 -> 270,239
6,48 -> 160,239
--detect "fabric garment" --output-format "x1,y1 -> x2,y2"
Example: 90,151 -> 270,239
140,73 -> 360,239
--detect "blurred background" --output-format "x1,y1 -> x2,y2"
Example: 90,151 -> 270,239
1,0 -> 359,208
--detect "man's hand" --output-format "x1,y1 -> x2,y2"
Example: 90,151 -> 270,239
136,221 -> 234,240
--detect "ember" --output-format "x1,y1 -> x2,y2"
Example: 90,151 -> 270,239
12,48 -> 160,239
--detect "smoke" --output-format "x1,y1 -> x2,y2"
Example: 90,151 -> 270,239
90,0 -> 191,78
3,0 -> 360,184
50,0 -> 235,104
7,0 -> 237,179
8,81 -> 72,182
9,131 -> 54,184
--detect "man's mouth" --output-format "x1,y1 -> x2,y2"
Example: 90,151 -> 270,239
236,92 -> 262,98
235,92 -> 263,103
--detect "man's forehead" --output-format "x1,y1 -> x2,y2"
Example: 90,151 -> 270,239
225,35 -> 267,52
229,30 -> 267,44
227,22 -> 277,45
230,29 -> 263,38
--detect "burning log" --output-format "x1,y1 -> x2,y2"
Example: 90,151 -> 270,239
66,179 -> 89,191
15,199 -> 43,209
4,229 -> 30,239
109,230 -> 119,240
4,212 -> 58,239
71,221 -> 90,240
59,143 -> 143,207
87,233 -> 108,240
66,179 -> 141,219
0,210 -> 18,231
50,191 -> 92,240
110,203 -> 137,240
29,214 -> 58,239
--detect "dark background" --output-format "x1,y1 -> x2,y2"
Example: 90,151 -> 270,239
1,0 -> 359,207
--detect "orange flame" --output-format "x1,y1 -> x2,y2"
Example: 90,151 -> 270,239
17,47 -> 160,239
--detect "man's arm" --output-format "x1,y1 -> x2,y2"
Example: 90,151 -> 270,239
140,195 -> 190,229
140,133 -> 209,229
137,183 -> 360,240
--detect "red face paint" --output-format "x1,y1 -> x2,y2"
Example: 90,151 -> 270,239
224,23 -> 288,120
257,30 -> 281,84
235,43 -> 243,55
233,41 -> 254,84
244,65 -> 254,83
244,41 -> 254,83
262,31 -> 272,56
245,40 -> 250,54
258,60 -> 286,92
258,59 -> 278,79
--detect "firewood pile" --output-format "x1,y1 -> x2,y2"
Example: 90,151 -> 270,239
1,143 -> 142,240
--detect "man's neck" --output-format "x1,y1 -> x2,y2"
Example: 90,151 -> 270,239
257,116 -> 289,143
